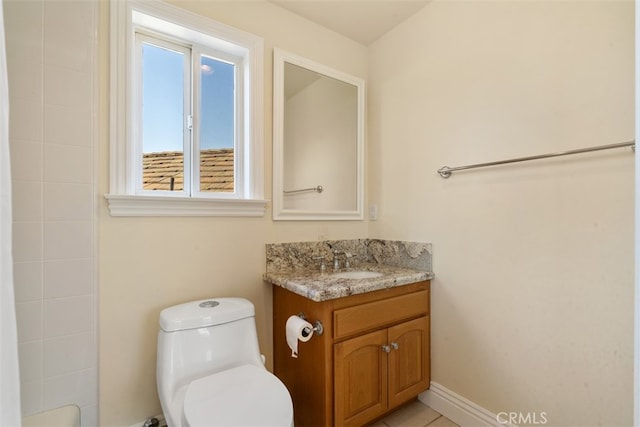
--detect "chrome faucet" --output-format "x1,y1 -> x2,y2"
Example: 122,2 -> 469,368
332,251 -> 341,270
332,250 -> 352,270
313,256 -> 327,272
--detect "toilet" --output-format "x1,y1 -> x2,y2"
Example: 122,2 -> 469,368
156,297 -> 294,427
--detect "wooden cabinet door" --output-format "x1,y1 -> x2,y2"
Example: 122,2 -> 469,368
334,329 -> 388,427
388,316 -> 430,409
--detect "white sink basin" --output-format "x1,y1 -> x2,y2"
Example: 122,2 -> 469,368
331,270 -> 384,279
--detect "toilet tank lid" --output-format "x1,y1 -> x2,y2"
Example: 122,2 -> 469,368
159,298 -> 255,332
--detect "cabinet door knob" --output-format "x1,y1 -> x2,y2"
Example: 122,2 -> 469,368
390,342 -> 399,350
381,345 -> 391,353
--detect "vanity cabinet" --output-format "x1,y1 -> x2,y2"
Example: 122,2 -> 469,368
272,280 -> 430,427
335,316 -> 430,426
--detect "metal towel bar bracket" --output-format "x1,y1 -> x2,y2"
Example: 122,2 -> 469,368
437,140 -> 635,178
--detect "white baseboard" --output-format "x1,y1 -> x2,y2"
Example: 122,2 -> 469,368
127,414 -> 165,427
419,382 -> 515,427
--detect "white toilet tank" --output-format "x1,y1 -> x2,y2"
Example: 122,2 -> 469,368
157,298 -> 265,405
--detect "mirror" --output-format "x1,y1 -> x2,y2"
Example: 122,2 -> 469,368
273,49 -> 365,220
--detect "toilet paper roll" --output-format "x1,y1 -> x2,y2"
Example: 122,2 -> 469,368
286,315 -> 313,358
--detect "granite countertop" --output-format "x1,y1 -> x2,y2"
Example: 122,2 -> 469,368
264,262 -> 434,302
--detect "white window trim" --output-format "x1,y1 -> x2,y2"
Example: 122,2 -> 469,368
106,0 -> 266,217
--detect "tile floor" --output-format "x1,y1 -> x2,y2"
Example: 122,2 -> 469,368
370,400 -> 459,427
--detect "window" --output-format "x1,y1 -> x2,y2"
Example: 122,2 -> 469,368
106,0 -> 266,216
136,35 -> 239,195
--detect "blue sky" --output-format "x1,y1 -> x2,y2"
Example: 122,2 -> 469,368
142,43 -> 235,153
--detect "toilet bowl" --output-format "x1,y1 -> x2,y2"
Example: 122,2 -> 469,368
156,298 -> 294,427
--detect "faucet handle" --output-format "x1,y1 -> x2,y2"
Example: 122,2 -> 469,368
344,252 -> 352,268
313,256 -> 326,272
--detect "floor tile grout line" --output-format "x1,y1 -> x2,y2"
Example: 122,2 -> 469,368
425,414 -> 443,426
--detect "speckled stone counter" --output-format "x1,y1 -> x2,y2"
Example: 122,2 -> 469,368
264,239 -> 434,302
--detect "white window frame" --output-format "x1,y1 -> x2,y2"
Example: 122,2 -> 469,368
106,0 -> 266,216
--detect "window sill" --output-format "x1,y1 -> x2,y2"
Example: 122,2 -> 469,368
105,194 -> 268,217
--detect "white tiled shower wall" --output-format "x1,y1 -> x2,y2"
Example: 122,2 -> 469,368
5,0 -> 98,425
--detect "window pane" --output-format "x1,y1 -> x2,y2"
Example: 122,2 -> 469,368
199,55 -> 235,193
141,42 -> 185,191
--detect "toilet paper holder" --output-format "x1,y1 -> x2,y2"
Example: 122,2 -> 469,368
297,313 -> 324,336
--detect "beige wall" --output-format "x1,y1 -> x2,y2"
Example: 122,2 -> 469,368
98,0 -> 634,425
368,1 -> 634,426
98,1 -> 368,425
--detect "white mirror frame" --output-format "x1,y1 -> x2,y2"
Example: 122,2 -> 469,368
272,49 -> 365,221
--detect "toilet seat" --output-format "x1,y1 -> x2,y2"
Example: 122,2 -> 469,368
182,364 -> 293,427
